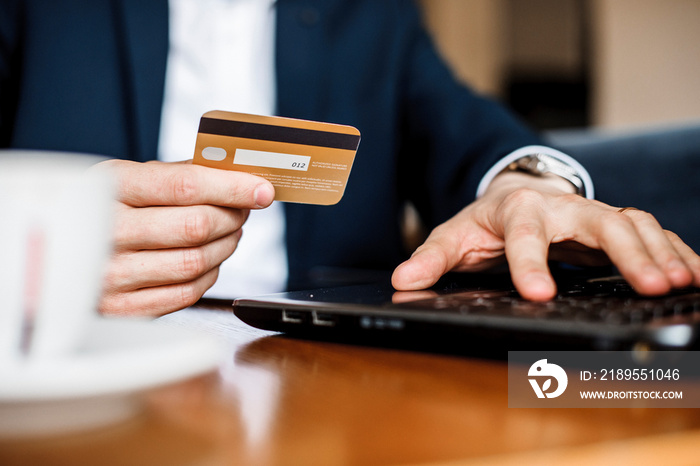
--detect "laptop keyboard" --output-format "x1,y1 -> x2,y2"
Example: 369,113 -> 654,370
409,277 -> 700,325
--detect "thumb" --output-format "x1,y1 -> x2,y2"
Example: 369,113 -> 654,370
392,239 -> 455,290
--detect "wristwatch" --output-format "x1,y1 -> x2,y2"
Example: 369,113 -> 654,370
505,153 -> 586,196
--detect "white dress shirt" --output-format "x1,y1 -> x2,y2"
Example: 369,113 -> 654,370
158,0 -> 287,298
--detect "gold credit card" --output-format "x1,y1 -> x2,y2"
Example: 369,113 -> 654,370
193,111 -> 361,205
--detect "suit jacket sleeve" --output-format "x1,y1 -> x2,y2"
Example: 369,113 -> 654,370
393,1 -> 542,227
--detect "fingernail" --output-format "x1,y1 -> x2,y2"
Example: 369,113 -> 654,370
254,183 -> 274,208
666,259 -> 693,286
521,273 -> 555,299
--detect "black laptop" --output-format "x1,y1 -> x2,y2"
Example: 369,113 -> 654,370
233,269 -> 700,351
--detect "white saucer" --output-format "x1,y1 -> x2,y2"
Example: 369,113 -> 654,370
0,317 -> 223,437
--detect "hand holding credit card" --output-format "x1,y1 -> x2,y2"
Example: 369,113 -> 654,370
193,111 -> 361,205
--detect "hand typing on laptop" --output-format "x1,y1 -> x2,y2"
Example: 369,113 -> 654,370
392,170 -> 700,301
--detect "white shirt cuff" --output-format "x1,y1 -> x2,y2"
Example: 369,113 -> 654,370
475,145 -> 595,199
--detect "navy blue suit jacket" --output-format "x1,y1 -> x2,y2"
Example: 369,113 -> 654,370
0,0 -> 541,289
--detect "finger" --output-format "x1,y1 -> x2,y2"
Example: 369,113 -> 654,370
665,231 -> 700,286
501,207 -> 557,301
101,159 -> 275,208
392,201 -> 511,290
391,289 -> 439,304
619,209 -> 694,288
391,225 -> 462,290
114,204 -> 249,250
100,268 -> 221,317
583,210 -> 671,295
105,230 -> 242,292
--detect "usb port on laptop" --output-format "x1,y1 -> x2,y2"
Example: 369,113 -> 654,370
282,310 -> 305,324
312,311 -> 337,327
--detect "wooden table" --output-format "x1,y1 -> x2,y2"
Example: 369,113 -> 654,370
2,301 -> 700,466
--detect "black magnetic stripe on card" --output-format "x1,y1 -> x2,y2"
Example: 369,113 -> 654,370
198,118 -> 360,151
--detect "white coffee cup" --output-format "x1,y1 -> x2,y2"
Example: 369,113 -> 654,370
0,151 -> 115,363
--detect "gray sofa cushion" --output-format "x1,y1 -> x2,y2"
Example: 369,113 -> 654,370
546,123 -> 700,253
